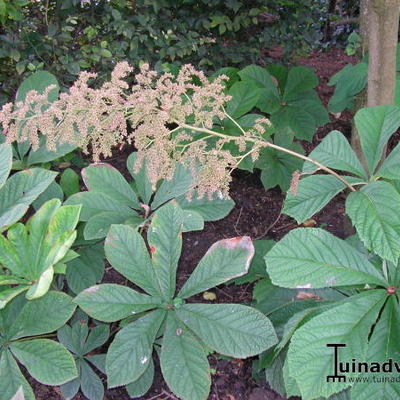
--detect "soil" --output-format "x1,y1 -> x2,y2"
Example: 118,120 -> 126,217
31,47 -> 355,400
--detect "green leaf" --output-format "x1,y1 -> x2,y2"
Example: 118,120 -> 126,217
106,310 -> 165,388
351,296 -> 400,400
179,236 -> 254,299
151,163 -> 193,210
82,163 -> 140,209
83,209 -> 140,240
74,284 -> 161,323
160,312 -> 211,400
302,130 -> 366,178
65,191 -> 135,221
66,244 -> 105,294
8,291 -> 76,340
16,71 -> 59,104
127,152 -> 153,204
83,324 -> 109,354
346,181 -> 400,263
10,339 -> 78,385
0,168 -> 57,231
105,225 -> 161,297
238,65 -> 278,94
182,209 -> 204,232
176,303 -> 277,358
265,228 -> 387,289
287,290 -> 386,399
60,374 -> 80,400
80,359 -> 104,400
283,175 -> 348,224
126,358 -> 154,398
376,141 -> 400,179
32,181 -> 63,210
176,190 -> 234,221
0,286 -> 29,309
283,66 -> 318,101
0,350 -> 35,400
226,81 -> 261,119
27,141 -> 76,166
0,143 -> 12,189
147,202 -> 184,300
355,105 -> 400,174
60,168 -> 80,197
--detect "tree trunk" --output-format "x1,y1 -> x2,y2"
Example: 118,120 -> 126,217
366,0 -> 400,107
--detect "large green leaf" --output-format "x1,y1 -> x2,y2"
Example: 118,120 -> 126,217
106,309 -> 165,388
351,296 -> 400,400
74,284 -> 161,322
376,141 -> 400,179
151,163 -> 193,210
302,130 -> 366,178
127,152 -> 153,205
126,358 -> 154,398
16,71 -> 59,104
265,228 -> 387,289
287,290 -> 386,399
176,303 -> 277,358
0,350 -> 35,400
27,139 -> 76,166
179,236 -> 254,299
284,175 -> 348,224
283,66 -> 318,101
65,191 -> 135,221
0,143 -> 12,189
160,312 -> 211,400
0,199 -> 80,300
66,244 -> 105,294
10,339 -> 78,385
7,291 -> 76,340
0,168 -> 57,231
82,163 -> 140,209
175,190 -> 234,221
226,81 -> 261,119
80,359 -> 104,400
346,181 -> 400,263
147,202 -> 183,300
354,105 -> 400,174
105,224 -> 161,297
238,65 -> 278,94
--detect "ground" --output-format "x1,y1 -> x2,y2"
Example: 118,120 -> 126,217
32,46 -> 356,400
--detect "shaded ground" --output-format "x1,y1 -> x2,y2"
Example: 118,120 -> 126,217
32,47 -> 355,400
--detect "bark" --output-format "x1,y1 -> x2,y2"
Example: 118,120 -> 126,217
366,0 -> 400,107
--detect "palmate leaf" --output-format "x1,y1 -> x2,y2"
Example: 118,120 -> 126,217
376,141 -> 400,179
226,81 -> 261,119
302,130 -> 366,178
0,199 -> 81,301
0,142 -> 12,189
147,202 -> 184,300
346,181 -> 400,263
160,312 -> 211,400
10,339 -> 78,385
178,236 -> 254,299
286,290 -> 386,400
82,163 -> 141,209
351,296 -> 400,400
127,152 -> 153,205
6,291 -> 76,341
126,358 -> 155,398
0,168 -> 57,231
238,64 -> 278,94
80,359 -> 104,400
74,284 -> 162,323
265,228 -> 387,289
354,105 -> 400,175
176,303 -> 277,358
284,175 -> 348,224
0,349 -> 35,400
282,66 -> 318,101
106,309 -> 166,388
105,224 -> 161,297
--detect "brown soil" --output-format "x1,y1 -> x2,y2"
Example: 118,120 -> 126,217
31,47 -> 354,400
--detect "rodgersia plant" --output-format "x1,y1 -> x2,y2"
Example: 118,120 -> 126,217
75,202 -> 277,400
